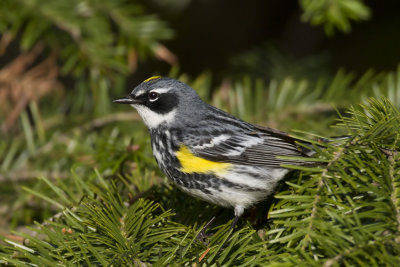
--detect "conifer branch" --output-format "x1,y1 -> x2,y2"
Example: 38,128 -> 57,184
388,151 -> 400,240
322,240 -> 386,267
302,146 -> 345,249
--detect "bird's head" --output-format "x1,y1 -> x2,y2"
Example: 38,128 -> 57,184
113,76 -> 204,129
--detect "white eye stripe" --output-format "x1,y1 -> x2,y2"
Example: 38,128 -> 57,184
133,87 -> 172,98
150,87 -> 172,94
134,89 -> 146,97
148,87 -> 173,102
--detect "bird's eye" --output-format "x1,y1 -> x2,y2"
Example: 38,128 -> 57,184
148,92 -> 159,102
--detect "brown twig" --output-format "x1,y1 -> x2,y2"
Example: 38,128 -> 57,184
0,43 -> 63,133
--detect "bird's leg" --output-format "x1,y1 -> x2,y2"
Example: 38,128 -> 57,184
229,215 -> 240,230
230,206 -> 244,230
197,206 -> 244,243
197,208 -> 224,241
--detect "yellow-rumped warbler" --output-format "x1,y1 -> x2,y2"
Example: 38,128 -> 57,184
114,76 -> 316,227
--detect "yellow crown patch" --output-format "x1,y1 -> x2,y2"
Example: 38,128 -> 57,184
143,76 -> 161,83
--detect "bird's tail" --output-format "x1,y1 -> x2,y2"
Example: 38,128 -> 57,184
300,135 -> 352,157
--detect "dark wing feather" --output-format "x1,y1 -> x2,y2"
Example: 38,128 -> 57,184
184,124 -> 313,168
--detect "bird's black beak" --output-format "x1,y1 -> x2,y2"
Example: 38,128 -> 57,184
112,96 -> 142,105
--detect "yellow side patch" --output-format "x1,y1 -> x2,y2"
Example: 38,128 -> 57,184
176,145 -> 231,175
143,76 -> 161,83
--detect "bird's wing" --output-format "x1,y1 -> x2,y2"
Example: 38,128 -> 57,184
183,125 -> 312,167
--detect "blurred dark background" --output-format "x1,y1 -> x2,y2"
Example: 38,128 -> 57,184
131,0 -> 400,84
1,0 -> 400,87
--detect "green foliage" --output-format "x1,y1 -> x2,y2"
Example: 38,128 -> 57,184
0,0 -> 173,115
0,174 -> 273,265
267,98 -> 400,265
299,0 -> 371,36
2,65 -> 400,233
211,66 -> 398,132
0,1 -> 398,265
1,98 -> 399,265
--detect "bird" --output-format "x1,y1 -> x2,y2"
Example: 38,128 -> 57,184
113,76 -> 317,229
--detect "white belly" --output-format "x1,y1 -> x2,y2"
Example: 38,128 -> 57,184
176,165 -> 289,210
